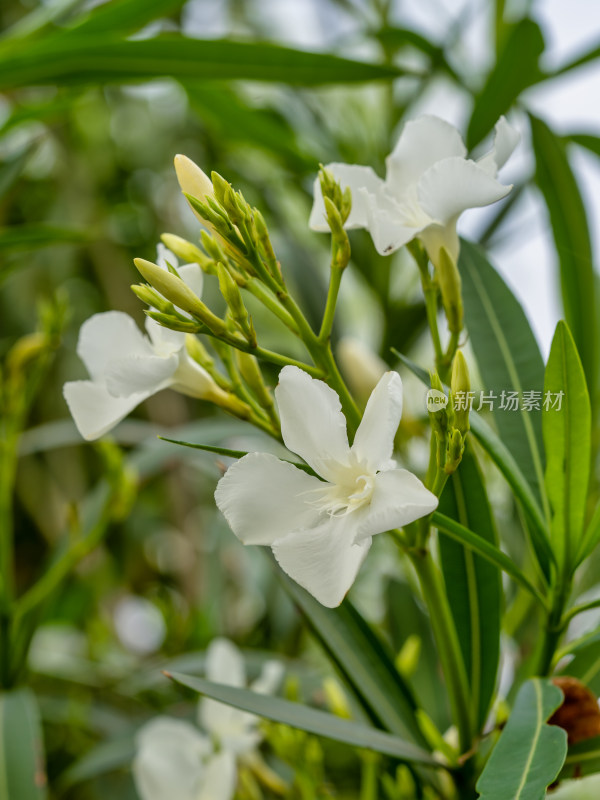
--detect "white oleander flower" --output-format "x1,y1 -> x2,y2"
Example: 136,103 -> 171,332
133,718 -> 235,800
309,114 -> 519,265
63,311 -> 220,440
215,366 -> 438,607
132,638 -> 283,800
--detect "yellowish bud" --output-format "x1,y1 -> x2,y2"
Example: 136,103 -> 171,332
217,263 -> 254,344
236,351 -> 273,411
160,233 -> 211,271
451,350 -> 470,434
174,154 -> 213,218
131,283 -> 173,313
395,634 -> 421,679
6,332 -> 47,374
322,678 -> 352,719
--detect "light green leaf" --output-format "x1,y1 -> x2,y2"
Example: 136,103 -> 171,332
63,0 -> 185,37
0,224 -> 89,251
438,446 -> 501,731
530,115 -> 598,400
543,321 -> 591,570
167,672 -> 439,765
476,679 -> 567,800
466,18 -> 544,148
577,502 -> 600,565
373,27 -> 459,81
432,512 -> 546,607
279,574 -> 428,747
59,737 -> 135,789
0,688 -> 47,799
0,36 -> 406,91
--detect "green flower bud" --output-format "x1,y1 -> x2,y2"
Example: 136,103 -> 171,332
428,371 -> 449,439
131,283 -> 174,314
236,351 -> 274,411
451,350 -> 470,434
435,246 -> 463,334
444,427 -> 465,475
217,263 -> 255,344
160,234 -> 211,271
144,310 -> 201,333
323,196 -> 351,269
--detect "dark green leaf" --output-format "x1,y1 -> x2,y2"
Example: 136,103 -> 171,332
432,512 -> 546,606
167,672 -> 439,765
0,36 -> 406,91
568,133 -> 600,159
373,27 -> 458,81
0,688 -> 47,799
476,679 -> 567,799
438,446 -> 501,731
458,239 -> 549,523
543,321 -> 591,571
279,573 -> 428,747
0,143 -> 36,198
467,19 -> 544,148
558,630 -> 600,696
559,736 -> 600,780
64,0 -> 185,37
530,115 -> 598,400
578,502 -> 600,565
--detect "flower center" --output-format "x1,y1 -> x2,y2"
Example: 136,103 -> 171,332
303,460 -> 376,518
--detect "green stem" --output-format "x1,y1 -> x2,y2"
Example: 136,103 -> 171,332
423,282 -> 444,369
535,577 -> 571,676
318,265 -> 343,344
409,549 -> 473,754
245,279 -> 300,335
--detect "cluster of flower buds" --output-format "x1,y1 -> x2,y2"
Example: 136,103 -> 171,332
428,351 -> 471,475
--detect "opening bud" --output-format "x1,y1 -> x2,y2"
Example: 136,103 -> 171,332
434,247 -> 463,335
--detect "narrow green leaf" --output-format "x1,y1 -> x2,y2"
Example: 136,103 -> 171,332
0,688 -> 47,799
558,631 -> 600,696
476,679 -> 567,800
438,446 -> 501,731
0,224 -> 89,251
279,573 -> 428,747
568,133 -> 600,159
551,41 -> 600,77
373,27 -> 458,81
167,672 -> 439,765
63,0 -> 185,37
543,321 -> 591,570
0,36 -> 406,91
577,502 -> 600,565
530,115 -> 598,399
394,349 -> 552,565
458,238 -> 550,573
467,19 -> 544,148
432,512 -> 546,607
0,143 -> 36,198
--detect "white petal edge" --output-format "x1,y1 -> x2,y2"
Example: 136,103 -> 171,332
361,187 -> 419,255
351,371 -> 403,471
385,115 -> 467,199
63,380 -> 149,441
205,638 -> 245,687
275,366 -> 350,481
215,452 -> 324,546
77,311 -> 152,381
354,469 -> 438,543
477,116 -> 520,176
309,163 -> 384,232
104,354 -> 178,397
272,518 -> 371,608
417,156 -> 512,227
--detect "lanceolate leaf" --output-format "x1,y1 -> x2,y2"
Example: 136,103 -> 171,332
476,679 -> 567,800
558,630 -> 600,697
438,446 -> 501,731
0,36 -> 405,91
530,115 -> 598,401
0,689 -> 47,799
279,573 -> 428,747
543,321 -> 591,570
466,18 -> 544,148
577,502 -> 600,565
63,0 -> 184,37
432,512 -> 546,607
0,224 -> 89,251
167,672 -> 439,765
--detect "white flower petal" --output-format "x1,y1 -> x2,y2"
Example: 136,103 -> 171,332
477,116 -> 520,176
417,156 -> 512,227
352,372 -> 403,470
145,317 -> 186,353
272,519 -> 371,607
362,187 -> 418,255
77,311 -> 152,380
63,380 -> 148,441
205,638 -> 245,687
133,717 -> 211,800
197,751 -> 237,800
418,220 -> 460,265
275,366 -> 350,481
171,351 -> 220,399
355,469 -> 438,542
385,116 -> 467,199
250,660 -> 284,695
156,243 -> 178,269
176,262 -> 204,299
105,354 -> 178,397
215,453 -> 324,546
309,164 -> 384,231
